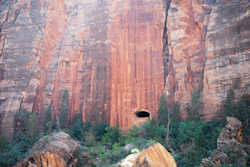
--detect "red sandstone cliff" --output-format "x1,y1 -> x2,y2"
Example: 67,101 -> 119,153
0,0 -> 249,138
0,0 -> 165,138
108,0 -> 165,129
165,0 -> 250,119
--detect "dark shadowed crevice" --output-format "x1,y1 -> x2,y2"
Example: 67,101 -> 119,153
135,110 -> 150,118
162,0 -> 171,86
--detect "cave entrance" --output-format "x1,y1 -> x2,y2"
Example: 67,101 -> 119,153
135,110 -> 150,118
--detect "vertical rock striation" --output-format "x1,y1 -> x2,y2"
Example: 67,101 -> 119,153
108,0 -> 165,129
165,0 -> 211,117
0,0 -> 47,139
202,0 -> 250,119
0,0 -> 165,138
0,0 -> 249,138
165,0 -> 250,119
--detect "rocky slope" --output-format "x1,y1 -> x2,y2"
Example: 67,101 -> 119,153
0,0 -> 249,138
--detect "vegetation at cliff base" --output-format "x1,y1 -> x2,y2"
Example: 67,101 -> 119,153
0,89 -> 249,167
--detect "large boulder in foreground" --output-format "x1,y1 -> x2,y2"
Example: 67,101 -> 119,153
14,132 -> 80,167
117,143 -> 177,167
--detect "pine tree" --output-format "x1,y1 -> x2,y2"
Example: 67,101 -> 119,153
224,88 -> 235,117
44,106 -> 55,134
158,95 -> 168,125
59,90 -> 70,129
69,113 -> 85,141
188,88 -> 203,120
26,112 -> 39,141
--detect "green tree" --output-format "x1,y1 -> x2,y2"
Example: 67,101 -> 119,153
168,102 -> 181,150
158,95 -> 169,125
59,90 -> 69,129
101,125 -> 121,145
15,110 -> 30,136
94,119 -> 109,141
187,88 -> 203,120
84,130 -> 96,147
26,112 -> 39,141
223,89 -> 250,137
69,113 -> 85,141
44,106 -> 55,134
14,110 -> 39,141
0,135 -> 8,153
235,94 -> 250,136
224,88 -> 235,117
0,111 -> 43,166
141,119 -> 165,144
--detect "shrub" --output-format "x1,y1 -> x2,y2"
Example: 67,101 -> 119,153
171,119 -> 223,167
93,120 -> 109,141
85,130 -> 96,147
167,89 -> 223,167
101,125 -> 121,145
15,111 -> 39,143
140,119 -> 166,144
0,135 -> 8,152
223,89 -> 250,137
126,125 -> 140,138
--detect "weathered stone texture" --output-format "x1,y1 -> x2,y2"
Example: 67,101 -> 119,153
165,0 -> 210,118
116,143 -> 177,167
165,0 -> 250,119
108,0 -> 165,129
0,0 -> 165,137
200,117 -> 248,167
14,132 -> 80,167
0,0 -> 249,138
202,0 -> 250,119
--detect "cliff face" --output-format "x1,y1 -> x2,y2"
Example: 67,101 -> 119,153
202,0 -> 250,119
0,0 -> 249,138
108,0 -> 165,129
0,0 -> 165,138
165,0 -> 250,119
165,0 -> 210,118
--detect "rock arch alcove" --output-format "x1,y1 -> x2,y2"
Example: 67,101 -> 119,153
135,110 -> 150,118
132,109 -> 151,127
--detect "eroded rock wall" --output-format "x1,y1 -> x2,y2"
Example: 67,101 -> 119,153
165,0 -> 210,118
202,0 -> 250,119
0,0 -> 165,138
108,0 -> 165,129
0,0 -> 249,138
165,0 -> 250,119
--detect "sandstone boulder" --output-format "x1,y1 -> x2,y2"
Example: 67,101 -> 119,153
116,143 -> 177,167
200,117 -> 248,167
217,117 -> 243,150
14,132 -> 80,167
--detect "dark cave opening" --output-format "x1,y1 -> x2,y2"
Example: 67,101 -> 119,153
135,110 -> 150,118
